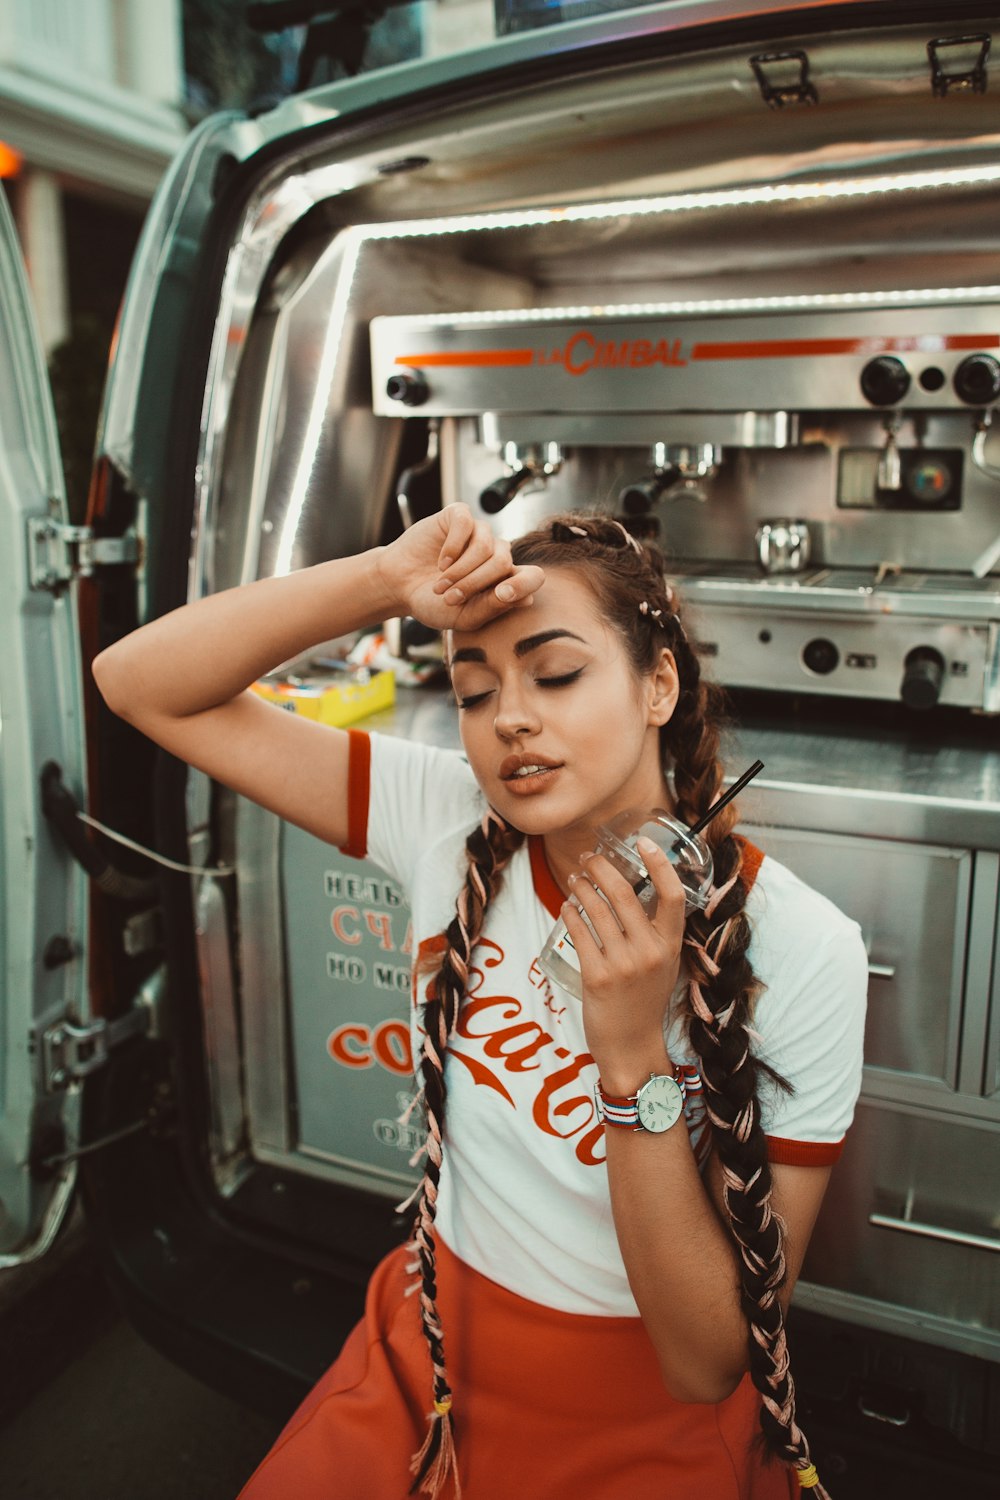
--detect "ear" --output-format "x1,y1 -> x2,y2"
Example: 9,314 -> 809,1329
647,648 -> 679,727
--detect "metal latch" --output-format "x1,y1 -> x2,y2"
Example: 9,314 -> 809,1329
749,50 -> 818,109
38,993 -> 156,1091
27,517 -> 139,592
928,34 -> 990,97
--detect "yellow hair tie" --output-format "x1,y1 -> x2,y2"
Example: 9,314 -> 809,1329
796,1463 -> 820,1489
433,1396 -> 453,1417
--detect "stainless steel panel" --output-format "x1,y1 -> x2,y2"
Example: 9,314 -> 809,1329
237,798 -> 291,1156
683,607 -> 993,710
986,858 -> 1000,1102
739,825 -> 970,1090
962,852 -> 999,1100
801,1101 -> 1000,1359
195,877 -> 245,1170
371,300 -> 1000,417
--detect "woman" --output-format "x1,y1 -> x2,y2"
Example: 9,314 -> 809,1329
93,504 -> 867,1499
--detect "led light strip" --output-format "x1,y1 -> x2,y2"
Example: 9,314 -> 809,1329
344,161 -> 1000,246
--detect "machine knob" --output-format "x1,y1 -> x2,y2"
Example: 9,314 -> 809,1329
480,471 -> 534,514
900,646 -> 945,710
385,369 -> 429,407
860,356 -> 911,407
952,353 -> 1000,406
802,637 -> 839,675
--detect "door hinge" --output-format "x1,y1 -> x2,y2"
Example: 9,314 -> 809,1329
36,981 -> 160,1092
27,517 -> 139,592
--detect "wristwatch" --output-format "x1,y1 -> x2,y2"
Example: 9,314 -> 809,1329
596,1072 -> 687,1134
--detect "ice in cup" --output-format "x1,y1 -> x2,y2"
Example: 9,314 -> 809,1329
537,809 -> 714,1001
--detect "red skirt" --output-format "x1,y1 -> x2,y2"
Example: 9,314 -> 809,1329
237,1238 -> 797,1500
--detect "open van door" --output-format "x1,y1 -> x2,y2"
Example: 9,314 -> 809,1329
0,183 -> 91,1265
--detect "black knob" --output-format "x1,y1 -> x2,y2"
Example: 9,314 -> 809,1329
952,353 -> 1000,406
385,369 -> 429,407
860,356 -> 911,407
618,469 -> 679,515
900,646 -> 945,710
480,471 -> 532,515
802,637 -> 839,676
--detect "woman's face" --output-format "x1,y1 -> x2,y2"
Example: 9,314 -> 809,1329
448,568 -> 678,839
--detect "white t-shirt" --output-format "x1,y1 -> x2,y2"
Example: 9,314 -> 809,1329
342,730 -> 868,1317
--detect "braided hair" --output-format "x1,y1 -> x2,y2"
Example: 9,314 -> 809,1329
407,808 -> 525,1496
407,511 -> 826,1498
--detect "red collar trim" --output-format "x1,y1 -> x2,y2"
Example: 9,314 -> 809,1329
528,836 -> 565,919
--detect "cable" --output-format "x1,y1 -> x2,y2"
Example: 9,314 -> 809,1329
75,813 -> 235,878
40,1117 -> 151,1168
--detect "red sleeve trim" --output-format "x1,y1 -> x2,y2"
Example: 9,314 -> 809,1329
765,1136 -> 844,1167
340,729 -> 372,859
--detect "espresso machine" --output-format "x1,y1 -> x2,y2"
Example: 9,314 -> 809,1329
371,292 -> 1000,713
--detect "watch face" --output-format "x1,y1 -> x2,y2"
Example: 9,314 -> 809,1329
637,1075 -> 684,1133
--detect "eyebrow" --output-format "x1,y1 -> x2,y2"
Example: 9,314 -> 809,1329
450,628 -> 588,666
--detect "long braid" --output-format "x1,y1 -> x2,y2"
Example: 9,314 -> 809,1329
408,808 -> 525,1498
511,513 -> 828,1496
664,593 -> 827,1495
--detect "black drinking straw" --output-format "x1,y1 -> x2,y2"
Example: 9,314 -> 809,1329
674,759 -> 765,849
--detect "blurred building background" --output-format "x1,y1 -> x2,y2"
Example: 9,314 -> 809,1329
0,0 -> 499,519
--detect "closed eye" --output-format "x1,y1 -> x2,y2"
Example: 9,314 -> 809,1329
456,689 -> 494,711
455,667 -> 583,710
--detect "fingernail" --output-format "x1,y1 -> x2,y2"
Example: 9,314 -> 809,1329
440,554 -> 453,569
636,837 -> 660,857
567,872 -> 578,885
445,586 -> 464,604
495,583 -> 515,602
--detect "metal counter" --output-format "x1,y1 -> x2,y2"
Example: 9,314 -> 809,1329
360,685 -> 1000,850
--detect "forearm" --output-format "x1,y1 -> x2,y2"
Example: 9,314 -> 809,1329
94,547 -> 396,724
602,1054 -> 748,1403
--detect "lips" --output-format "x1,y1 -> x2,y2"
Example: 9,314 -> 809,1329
499,752 -> 563,782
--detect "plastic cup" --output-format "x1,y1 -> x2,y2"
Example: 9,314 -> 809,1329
537,809 -> 713,1000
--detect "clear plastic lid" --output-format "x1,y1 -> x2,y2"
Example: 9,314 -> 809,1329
595,807 -> 714,912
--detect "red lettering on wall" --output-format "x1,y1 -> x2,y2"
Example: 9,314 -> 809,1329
328,1023 -> 374,1068
365,910 -> 395,951
372,1019 -> 413,1075
331,906 -> 362,944
328,1019 -> 413,1076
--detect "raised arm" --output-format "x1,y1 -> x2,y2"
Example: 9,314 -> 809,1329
92,506 -> 544,848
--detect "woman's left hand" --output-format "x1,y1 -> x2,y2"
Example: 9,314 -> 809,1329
562,837 -> 687,1085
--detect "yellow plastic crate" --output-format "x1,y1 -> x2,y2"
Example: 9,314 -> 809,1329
251,668 -> 395,727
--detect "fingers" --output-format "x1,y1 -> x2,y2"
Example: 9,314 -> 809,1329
433,514 -> 499,595
567,855 -> 644,952
634,838 -> 687,934
432,509 -> 546,620
436,505 -> 476,572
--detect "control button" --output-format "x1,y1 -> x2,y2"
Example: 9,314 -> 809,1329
952,353 -> 1000,406
900,646 -> 945,709
385,369 -> 429,407
918,366 -> 946,392
802,637 -> 839,675
860,356 -> 910,407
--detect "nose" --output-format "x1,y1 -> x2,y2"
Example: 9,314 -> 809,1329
493,680 -> 541,740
